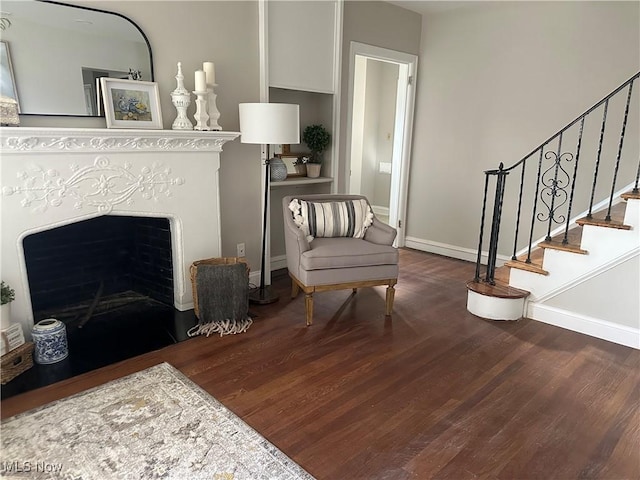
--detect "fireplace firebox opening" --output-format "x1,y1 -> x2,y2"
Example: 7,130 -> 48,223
23,215 -> 174,328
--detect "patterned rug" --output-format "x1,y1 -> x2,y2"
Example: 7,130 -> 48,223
0,363 -> 314,479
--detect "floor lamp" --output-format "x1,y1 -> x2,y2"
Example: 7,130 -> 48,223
238,103 -> 300,304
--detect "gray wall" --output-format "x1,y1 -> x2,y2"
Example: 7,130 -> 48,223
17,1 -> 265,270
407,1 -> 640,256
14,1 -> 637,275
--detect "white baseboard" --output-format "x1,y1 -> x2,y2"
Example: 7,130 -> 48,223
528,303 -> 639,349
247,255 -> 288,287
404,236 -> 509,266
270,254 -> 287,272
248,270 -> 261,287
249,255 -> 287,287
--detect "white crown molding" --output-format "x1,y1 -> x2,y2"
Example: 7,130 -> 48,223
0,127 -> 239,153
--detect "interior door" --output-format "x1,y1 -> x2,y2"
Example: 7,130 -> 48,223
346,42 -> 417,246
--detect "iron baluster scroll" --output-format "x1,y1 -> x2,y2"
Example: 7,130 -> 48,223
473,71 -> 639,286
538,135 -> 574,242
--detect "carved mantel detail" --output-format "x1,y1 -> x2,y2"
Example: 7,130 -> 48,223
3,156 -> 185,214
1,127 -> 239,153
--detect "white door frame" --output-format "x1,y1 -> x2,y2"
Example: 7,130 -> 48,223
345,41 -> 417,247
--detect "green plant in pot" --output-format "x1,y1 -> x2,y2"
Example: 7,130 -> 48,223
302,124 -> 331,178
1,281 -> 15,329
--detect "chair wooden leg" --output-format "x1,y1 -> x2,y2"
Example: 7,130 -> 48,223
385,283 -> 395,316
291,280 -> 300,299
305,292 -> 314,326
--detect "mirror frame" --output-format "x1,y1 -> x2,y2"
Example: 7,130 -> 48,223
21,0 -> 154,117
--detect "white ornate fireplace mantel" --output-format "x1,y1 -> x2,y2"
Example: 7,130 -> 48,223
1,127 -> 239,335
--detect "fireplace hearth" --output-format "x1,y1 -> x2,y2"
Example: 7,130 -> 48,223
1,301 -> 197,400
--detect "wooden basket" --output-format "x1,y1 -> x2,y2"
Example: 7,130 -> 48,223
1,341 -> 34,384
190,257 -> 249,319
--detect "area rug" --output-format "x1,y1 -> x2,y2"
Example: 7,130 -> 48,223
0,363 -> 314,480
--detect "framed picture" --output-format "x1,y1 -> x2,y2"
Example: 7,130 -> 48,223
100,78 -> 162,129
277,153 -> 307,177
0,41 -> 20,111
270,144 -> 291,156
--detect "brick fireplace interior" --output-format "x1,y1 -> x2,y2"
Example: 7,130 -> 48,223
2,215 -> 198,400
25,215 -> 174,321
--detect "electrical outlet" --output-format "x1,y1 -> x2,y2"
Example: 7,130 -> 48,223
237,242 -> 246,257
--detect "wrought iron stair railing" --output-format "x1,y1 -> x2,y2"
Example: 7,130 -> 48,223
474,72 -> 640,285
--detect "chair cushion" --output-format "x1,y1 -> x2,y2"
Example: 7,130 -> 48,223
300,237 -> 398,271
289,198 -> 373,240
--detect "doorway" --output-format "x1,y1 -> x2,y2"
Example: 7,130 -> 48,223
346,42 -> 417,246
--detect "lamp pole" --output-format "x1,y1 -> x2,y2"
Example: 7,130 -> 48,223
250,148 -> 278,304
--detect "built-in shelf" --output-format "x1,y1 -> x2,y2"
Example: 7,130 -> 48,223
270,177 -> 333,188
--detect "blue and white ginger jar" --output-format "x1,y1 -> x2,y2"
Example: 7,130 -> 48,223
32,318 -> 69,364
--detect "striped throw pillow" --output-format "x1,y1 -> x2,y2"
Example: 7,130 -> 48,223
289,198 -> 374,240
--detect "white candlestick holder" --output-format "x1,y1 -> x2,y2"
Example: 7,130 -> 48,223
171,62 -> 193,130
207,85 -> 222,131
193,90 -> 211,131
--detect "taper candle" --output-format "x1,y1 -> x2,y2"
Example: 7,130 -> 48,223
203,62 -> 216,86
195,70 -> 206,92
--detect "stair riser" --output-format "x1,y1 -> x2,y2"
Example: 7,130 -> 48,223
467,291 -> 524,321
623,197 -> 640,227
581,221 -> 639,255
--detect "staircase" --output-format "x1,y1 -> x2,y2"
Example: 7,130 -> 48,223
467,73 -> 640,349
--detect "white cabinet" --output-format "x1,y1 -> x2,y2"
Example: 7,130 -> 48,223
268,0 -> 340,94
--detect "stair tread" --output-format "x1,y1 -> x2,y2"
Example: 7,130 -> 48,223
538,239 -> 588,254
576,201 -> 629,229
621,190 -> 640,200
504,258 -> 549,275
549,224 -> 583,245
576,215 -> 631,230
466,279 -> 530,299
493,265 -> 511,284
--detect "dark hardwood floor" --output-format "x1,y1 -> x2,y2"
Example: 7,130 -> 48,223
2,248 -> 638,479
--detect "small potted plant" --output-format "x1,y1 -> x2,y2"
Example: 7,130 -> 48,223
302,125 -> 331,178
1,281 -> 15,329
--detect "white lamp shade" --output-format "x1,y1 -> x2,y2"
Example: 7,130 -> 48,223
239,103 -> 300,145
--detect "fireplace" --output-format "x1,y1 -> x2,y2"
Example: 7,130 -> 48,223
24,215 -> 174,325
1,127 -> 239,338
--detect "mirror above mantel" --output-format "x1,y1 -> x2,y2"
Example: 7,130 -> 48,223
0,0 -> 153,117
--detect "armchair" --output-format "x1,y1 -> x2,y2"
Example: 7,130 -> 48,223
282,194 -> 399,326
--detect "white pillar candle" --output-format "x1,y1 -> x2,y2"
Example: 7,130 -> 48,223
203,62 -> 216,86
194,70 -> 206,92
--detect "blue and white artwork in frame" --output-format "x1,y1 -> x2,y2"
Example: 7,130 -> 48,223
100,77 -> 163,129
